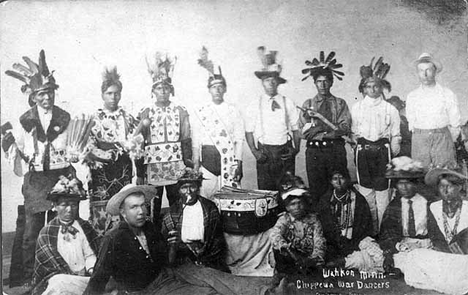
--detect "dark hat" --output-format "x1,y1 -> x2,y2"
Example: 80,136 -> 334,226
47,175 -> 86,203
177,168 -> 205,187
5,50 -> 59,107
106,184 -> 157,216
301,51 -> 344,82
385,156 -> 425,179
254,46 -> 286,84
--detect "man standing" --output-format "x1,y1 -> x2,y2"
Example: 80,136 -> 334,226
406,53 -> 461,169
352,57 -> 401,235
193,47 -> 244,197
32,176 -> 100,295
245,46 -> 300,190
136,52 -> 193,216
2,50 -> 76,288
299,51 -> 351,201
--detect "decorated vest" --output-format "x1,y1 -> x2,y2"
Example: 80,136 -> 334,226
19,106 -> 71,172
140,103 -> 186,185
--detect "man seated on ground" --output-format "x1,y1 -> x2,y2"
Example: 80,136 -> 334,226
269,183 -> 326,286
379,157 -> 431,274
85,184 -> 216,295
32,176 -> 100,295
425,167 -> 468,254
317,170 -> 383,272
161,168 -> 229,272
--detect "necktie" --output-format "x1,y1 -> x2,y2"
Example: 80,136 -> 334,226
60,223 -> 79,241
271,99 -> 281,111
408,199 -> 416,237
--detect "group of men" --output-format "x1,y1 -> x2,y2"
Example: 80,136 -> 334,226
1,46 -> 464,294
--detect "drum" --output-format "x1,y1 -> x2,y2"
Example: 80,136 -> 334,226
212,186 -> 281,235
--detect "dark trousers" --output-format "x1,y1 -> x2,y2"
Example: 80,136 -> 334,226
256,143 -> 295,191
355,139 -> 390,191
9,205 -> 25,287
22,210 -> 56,281
152,184 -> 179,225
305,139 -> 348,203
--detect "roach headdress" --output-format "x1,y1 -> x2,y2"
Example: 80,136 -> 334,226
301,51 -> 344,82
358,56 -> 391,94
5,49 -> 59,107
254,46 -> 286,84
146,51 -> 177,95
198,46 -> 226,88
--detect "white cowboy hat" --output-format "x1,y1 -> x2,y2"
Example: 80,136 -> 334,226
106,184 -> 157,216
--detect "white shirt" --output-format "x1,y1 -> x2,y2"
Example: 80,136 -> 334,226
57,220 -> 97,274
351,96 -> 400,141
192,102 -> 245,160
406,83 -> 461,132
401,194 -> 428,237
181,200 -> 205,243
245,93 -> 299,145
38,106 -> 52,132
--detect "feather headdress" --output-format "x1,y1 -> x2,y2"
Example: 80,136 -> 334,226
5,50 -> 59,106
254,46 -> 286,84
198,46 -> 226,88
301,51 -> 344,82
146,51 -> 177,95
102,66 -> 121,85
358,56 -> 391,93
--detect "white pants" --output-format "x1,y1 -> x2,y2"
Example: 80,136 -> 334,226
356,185 -> 391,235
43,274 -> 89,295
200,167 -> 221,200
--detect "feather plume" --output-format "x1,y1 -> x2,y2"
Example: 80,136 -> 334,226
302,51 -> 345,81
39,50 -> 50,77
5,70 -> 29,84
319,51 -> 325,63
22,57 -> 39,74
13,63 -> 34,76
198,46 -> 214,76
257,46 -> 268,69
325,51 -> 336,63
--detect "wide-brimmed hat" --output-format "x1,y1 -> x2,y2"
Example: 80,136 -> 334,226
106,184 -> 157,215
254,46 -> 286,84
424,168 -> 468,187
414,53 -> 443,73
385,156 -> 425,179
47,175 -> 87,203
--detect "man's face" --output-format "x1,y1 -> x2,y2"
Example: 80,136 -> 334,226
178,183 -> 199,204
120,194 -> 147,228
364,78 -> 383,99
417,62 -> 437,86
33,89 -> 55,110
55,197 -> 80,223
261,76 -> 279,97
286,197 -> 306,219
438,178 -> 461,202
314,75 -> 332,97
395,179 -> 416,199
102,85 -> 121,112
209,83 -> 226,104
330,173 -> 348,193
152,83 -> 171,103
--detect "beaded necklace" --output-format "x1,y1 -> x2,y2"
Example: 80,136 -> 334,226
332,190 -> 353,233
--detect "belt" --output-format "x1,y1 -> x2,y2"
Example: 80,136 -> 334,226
307,139 -> 344,148
413,127 -> 448,134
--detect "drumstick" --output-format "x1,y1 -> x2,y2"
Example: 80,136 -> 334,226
296,106 -> 338,131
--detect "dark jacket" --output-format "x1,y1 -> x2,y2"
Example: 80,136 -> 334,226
85,221 -> 167,294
